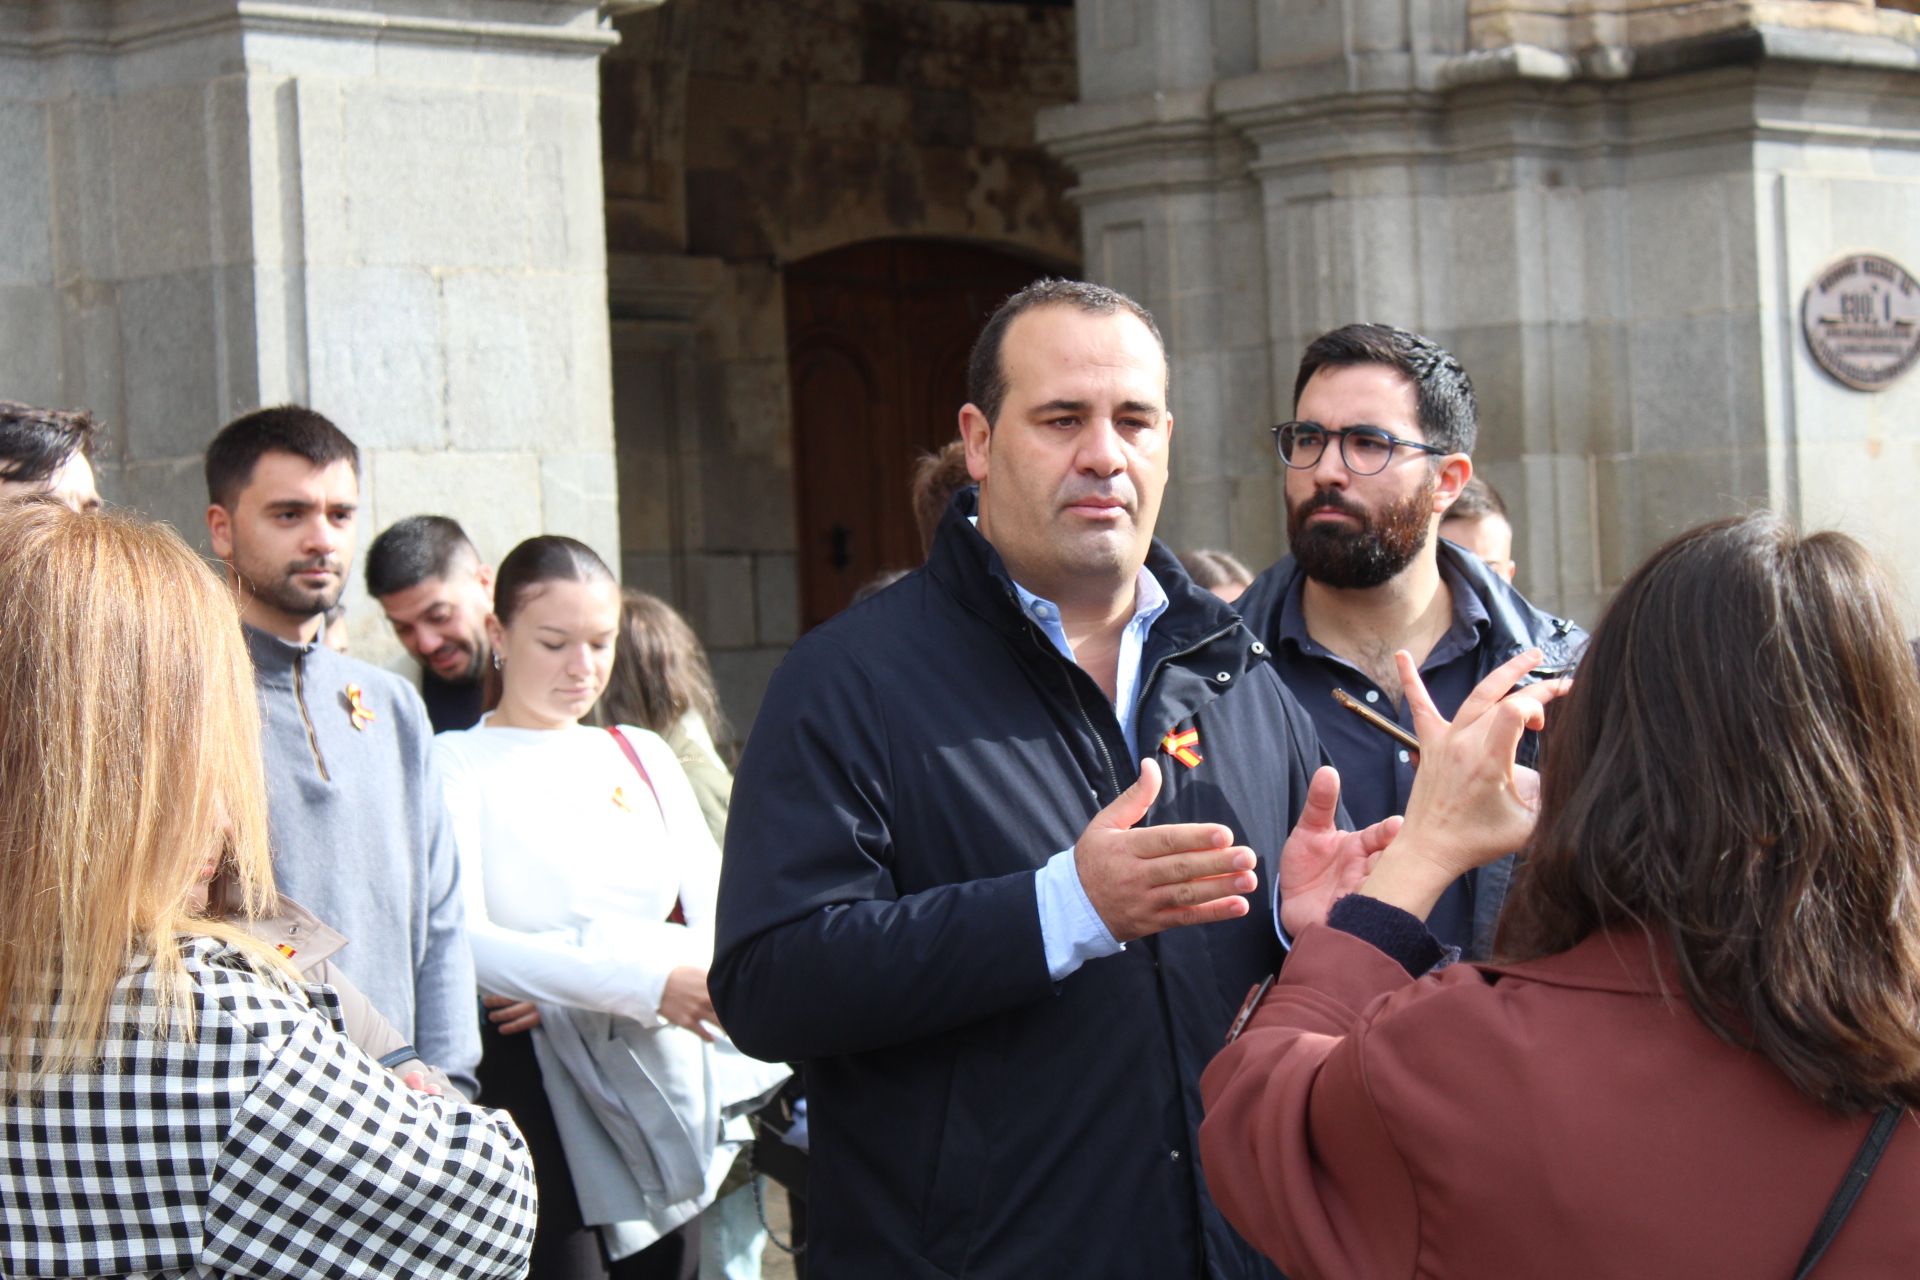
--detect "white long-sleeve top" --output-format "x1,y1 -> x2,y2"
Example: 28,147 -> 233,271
434,719 -> 720,1024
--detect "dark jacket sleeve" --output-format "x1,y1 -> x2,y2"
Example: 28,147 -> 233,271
711,634 -> 1056,1063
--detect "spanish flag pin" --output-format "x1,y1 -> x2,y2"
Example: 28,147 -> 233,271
1161,726 -> 1203,769
344,683 -> 376,732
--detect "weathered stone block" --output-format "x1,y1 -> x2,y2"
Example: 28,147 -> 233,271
366,448 -> 544,575
444,271 -> 610,453
710,645 -> 787,749
110,85 -> 215,278
0,285 -> 65,406
0,100 -> 52,287
340,84 -> 531,269
540,451 -> 622,572
526,93 -> 611,274
682,552 -> 757,650
305,264 -> 445,449
104,455 -> 217,553
119,271 -> 222,459
753,551 -> 799,645
46,96 -> 115,282
696,452 -> 795,554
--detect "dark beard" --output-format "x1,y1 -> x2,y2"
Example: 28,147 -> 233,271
236,557 -> 346,621
1287,475 -> 1435,590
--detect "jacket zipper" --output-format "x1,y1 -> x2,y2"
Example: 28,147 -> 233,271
291,651 -> 331,782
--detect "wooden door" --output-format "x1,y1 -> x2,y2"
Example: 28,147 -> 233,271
786,240 -> 1059,630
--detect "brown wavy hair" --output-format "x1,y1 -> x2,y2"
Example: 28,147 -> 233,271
596,588 -> 727,745
0,502 -> 279,1094
1497,514 -> 1920,1113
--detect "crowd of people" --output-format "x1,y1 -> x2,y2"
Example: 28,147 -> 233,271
2,274 -> 1917,1280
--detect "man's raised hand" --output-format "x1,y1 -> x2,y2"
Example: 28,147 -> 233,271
1276,766 -> 1400,938
1075,757 -> 1259,943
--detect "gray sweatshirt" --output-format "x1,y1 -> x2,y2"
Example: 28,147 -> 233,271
244,625 -> 481,1095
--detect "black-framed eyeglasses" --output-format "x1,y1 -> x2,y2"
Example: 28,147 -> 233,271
1270,421 -> 1447,476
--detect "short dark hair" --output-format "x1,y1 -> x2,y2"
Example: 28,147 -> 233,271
910,440 -> 974,556
366,515 -> 480,598
1445,475 -> 1509,523
965,278 -> 1167,427
0,402 -> 98,484
1293,323 -> 1477,456
204,405 -> 360,509
1499,514 -> 1920,1114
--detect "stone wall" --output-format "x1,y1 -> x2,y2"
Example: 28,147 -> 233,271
601,0 -> 1079,735
0,0 -> 621,657
1043,0 -> 1920,627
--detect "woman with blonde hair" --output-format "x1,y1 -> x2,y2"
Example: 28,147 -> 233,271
1203,514 -> 1920,1278
0,500 -> 536,1278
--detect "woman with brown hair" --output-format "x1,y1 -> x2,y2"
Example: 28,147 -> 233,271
0,500 -> 535,1277
1202,513 -> 1920,1278
597,588 -> 733,844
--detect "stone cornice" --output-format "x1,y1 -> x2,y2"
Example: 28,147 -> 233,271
0,2 -> 620,58
1041,24 -> 1920,186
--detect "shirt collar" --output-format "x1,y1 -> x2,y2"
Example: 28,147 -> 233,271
1276,553 -> 1491,666
969,517 -> 1170,634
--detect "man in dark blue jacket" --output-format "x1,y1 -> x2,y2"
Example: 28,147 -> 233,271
713,281 -> 1395,1278
1236,323 -> 1585,959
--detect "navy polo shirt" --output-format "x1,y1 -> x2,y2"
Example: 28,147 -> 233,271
1269,557 -> 1490,951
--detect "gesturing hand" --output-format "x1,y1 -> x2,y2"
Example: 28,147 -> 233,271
1276,766 -> 1402,938
1075,757 -> 1259,943
660,965 -> 719,1042
1358,649 -> 1571,918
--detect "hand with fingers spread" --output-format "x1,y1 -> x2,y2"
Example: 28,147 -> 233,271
1277,766 -> 1404,938
1360,647 -> 1572,919
1075,757 -> 1260,943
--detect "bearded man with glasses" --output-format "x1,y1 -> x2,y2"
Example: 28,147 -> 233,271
1235,323 -> 1586,959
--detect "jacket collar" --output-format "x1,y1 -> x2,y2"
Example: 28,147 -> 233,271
1238,538 -> 1585,678
243,623 -> 320,689
243,896 -> 348,968
1480,928 -> 1684,997
924,486 -> 1251,661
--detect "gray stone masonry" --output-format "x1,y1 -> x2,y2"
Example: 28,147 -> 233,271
1042,2 -> 1920,629
0,0 -> 622,659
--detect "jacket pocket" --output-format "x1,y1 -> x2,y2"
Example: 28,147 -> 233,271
917,1036 -> 998,1274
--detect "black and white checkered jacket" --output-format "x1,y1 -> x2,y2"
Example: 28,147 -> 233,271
1,935 -> 536,1278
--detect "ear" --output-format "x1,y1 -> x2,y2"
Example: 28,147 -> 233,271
485,613 -> 507,655
1432,455 -> 1472,516
206,504 -> 234,561
959,403 -> 992,484
476,562 -> 496,596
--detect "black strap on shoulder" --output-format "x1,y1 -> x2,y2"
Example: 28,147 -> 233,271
1792,1102 -> 1905,1279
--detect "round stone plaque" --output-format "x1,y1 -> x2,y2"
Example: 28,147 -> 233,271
1802,254 -> 1920,392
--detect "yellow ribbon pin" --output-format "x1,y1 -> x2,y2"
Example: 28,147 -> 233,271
344,683 -> 376,732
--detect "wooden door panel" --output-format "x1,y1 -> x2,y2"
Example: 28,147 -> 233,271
786,239 -> 1062,629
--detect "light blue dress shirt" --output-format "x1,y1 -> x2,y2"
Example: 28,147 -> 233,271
1013,566 -> 1171,981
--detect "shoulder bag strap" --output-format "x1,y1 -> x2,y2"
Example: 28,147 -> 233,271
1792,1102 -> 1905,1279
606,726 -> 684,925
